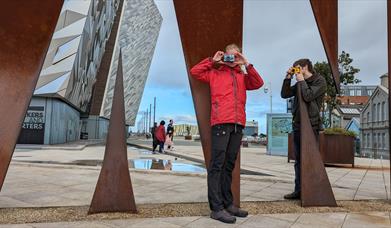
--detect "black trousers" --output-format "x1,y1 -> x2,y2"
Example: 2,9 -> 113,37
152,137 -> 158,152
152,139 -> 164,153
292,129 -> 319,193
208,123 -> 243,211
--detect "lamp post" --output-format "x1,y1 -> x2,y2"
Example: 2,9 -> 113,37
263,81 -> 272,113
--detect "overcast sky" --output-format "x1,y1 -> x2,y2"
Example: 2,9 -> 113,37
133,0 -> 387,134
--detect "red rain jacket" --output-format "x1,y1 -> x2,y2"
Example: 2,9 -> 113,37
190,58 -> 264,127
155,125 -> 166,142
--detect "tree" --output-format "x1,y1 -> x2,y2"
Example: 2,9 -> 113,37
314,51 -> 361,128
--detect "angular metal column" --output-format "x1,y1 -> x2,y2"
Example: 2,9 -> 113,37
310,0 -> 339,92
173,0 -> 243,207
298,86 -> 337,207
0,0 -> 63,191
89,52 -> 137,214
299,0 -> 338,206
388,0 -> 391,190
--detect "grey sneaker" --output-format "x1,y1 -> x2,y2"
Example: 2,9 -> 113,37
226,205 -> 248,218
210,209 -> 236,224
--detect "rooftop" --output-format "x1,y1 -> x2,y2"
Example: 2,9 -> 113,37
337,96 -> 369,105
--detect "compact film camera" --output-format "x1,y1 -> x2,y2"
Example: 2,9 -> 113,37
223,54 -> 235,63
288,66 -> 301,75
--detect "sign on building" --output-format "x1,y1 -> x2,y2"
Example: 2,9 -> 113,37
17,106 -> 45,144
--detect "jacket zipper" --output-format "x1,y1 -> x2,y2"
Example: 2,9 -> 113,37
230,69 -> 238,132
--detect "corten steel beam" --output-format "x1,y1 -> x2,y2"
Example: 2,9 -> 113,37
298,86 -> 337,207
89,51 -> 137,214
388,0 -> 391,189
310,0 -> 340,93
0,0 -> 63,191
173,0 -> 243,207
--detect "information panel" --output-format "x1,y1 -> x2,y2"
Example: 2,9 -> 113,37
266,113 -> 292,156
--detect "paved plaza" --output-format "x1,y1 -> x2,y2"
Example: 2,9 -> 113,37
0,138 -> 390,227
2,212 -> 391,228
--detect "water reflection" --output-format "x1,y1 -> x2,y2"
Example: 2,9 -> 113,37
129,159 -> 206,173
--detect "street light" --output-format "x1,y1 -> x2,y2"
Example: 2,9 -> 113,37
263,81 -> 272,113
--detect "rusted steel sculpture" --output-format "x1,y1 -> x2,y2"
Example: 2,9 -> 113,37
310,0 -> 339,92
298,87 -> 337,207
89,51 -> 137,214
0,0 -> 63,191
388,1 -> 391,187
173,0 -> 243,207
298,0 -> 338,206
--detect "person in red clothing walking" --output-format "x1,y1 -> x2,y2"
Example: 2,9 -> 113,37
190,44 -> 264,224
154,120 -> 166,154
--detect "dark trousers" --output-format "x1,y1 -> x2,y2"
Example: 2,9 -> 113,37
292,129 -> 319,193
208,123 -> 243,211
152,137 -> 158,152
158,141 -> 164,153
152,140 -> 164,153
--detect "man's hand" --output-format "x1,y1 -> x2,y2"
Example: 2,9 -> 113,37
286,67 -> 294,79
296,71 -> 305,81
212,51 -> 224,63
234,52 -> 249,66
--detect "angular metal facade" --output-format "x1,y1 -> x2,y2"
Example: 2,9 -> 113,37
100,0 -> 162,125
34,0 -> 120,113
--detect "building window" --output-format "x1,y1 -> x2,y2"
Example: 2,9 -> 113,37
349,90 -> 355,96
382,133 -> 386,149
363,134 -> 366,148
382,102 -> 386,121
377,103 -> 381,122
373,104 -> 376,122
367,112 -> 370,124
367,133 -> 371,148
368,90 -> 373,96
356,90 -> 362,96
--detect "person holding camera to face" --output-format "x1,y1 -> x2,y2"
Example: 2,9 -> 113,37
190,44 -> 264,224
280,59 -> 326,200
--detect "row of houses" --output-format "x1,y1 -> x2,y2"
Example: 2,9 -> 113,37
333,75 -> 388,158
360,75 -> 389,158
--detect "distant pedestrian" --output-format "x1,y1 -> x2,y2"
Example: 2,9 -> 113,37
165,134 -> 173,152
151,122 -> 158,153
166,119 -> 175,150
154,120 -> 166,153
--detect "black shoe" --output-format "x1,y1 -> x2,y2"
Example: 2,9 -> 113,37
284,191 -> 301,200
210,210 -> 236,224
226,205 -> 248,218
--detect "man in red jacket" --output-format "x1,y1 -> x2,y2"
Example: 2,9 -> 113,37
190,44 -> 264,224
